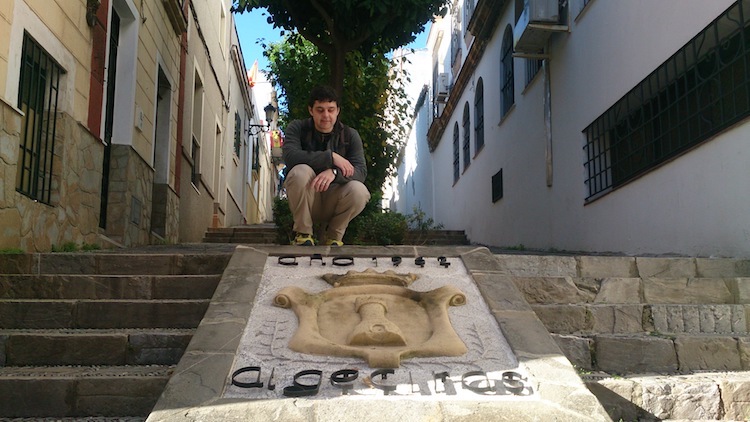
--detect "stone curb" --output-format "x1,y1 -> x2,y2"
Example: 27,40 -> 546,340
146,246 -> 609,421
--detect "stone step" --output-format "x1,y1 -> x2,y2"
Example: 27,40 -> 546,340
0,365 -> 173,418
0,274 -> 221,300
0,328 -> 193,366
584,371 -> 750,421
0,299 -> 210,329
532,303 -> 750,336
0,253 -> 232,276
552,332 -> 750,374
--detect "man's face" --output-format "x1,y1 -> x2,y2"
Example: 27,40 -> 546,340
308,100 -> 339,133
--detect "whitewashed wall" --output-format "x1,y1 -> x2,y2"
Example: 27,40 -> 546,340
399,0 -> 749,257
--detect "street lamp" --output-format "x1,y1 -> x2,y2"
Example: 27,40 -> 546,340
247,103 -> 277,136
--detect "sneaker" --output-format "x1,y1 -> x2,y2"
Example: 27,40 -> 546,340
325,239 -> 344,247
293,233 -> 315,246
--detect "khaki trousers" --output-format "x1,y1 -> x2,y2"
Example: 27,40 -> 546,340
284,164 -> 370,241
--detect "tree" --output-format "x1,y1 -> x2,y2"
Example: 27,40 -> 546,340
232,0 -> 448,96
263,34 -> 410,194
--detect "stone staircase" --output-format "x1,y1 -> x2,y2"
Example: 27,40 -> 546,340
202,224 -> 469,246
203,224 -> 278,244
493,254 -> 750,421
0,251 -> 232,419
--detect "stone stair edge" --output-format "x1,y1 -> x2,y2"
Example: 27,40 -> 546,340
0,364 -> 175,377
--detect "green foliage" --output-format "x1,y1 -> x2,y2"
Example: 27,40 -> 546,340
233,0 -> 449,93
406,205 -> 444,231
272,196 -> 295,244
265,34 -> 411,194
50,242 -> 101,253
346,209 -> 408,246
0,248 -> 24,254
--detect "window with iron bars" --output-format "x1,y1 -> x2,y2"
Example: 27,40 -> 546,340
16,32 -> 65,205
233,112 -> 241,158
475,78 -> 485,152
453,122 -> 460,184
501,25 -> 515,117
583,1 -> 750,201
462,102 -> 471,171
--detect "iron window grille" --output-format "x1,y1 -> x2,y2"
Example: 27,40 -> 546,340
584,0 -> 750,201
16,32 -> 64,205
251,137 -> 261,171
191,136 -> 201,185
453,123 -> 460,184
475,78 -> 485,152
462,102 -> 471,171
234,113 -> 242,157
451,27 -> 462,69
501,25 -> 515,117
526,58 -> 543,86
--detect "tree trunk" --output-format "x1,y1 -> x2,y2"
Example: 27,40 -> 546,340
329,46 -> 346,99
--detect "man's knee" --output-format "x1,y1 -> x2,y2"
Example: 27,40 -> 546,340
346,181 -> 370,211
285,165 -> 315,188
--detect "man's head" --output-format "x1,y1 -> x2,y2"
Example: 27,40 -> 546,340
307,85 -> 339,134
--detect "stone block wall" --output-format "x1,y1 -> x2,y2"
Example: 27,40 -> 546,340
0,99 -> 103,252
105,145 -> 155,247
496,254 -> 750,420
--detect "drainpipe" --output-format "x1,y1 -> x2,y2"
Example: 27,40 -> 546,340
543,57 -> 553,187
175,0 -> 189,196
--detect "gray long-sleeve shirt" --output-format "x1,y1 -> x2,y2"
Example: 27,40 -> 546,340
282,118 -> 367,184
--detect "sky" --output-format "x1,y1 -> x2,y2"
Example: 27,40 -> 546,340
233,8 -> 431,75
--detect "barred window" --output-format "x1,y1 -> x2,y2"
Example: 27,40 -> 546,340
583,1 -> 750,201
526,59 -> 543,86
453,123 -> 460,184
501,25 -> 515,117
462,102 -> 471,171
16,32 -> 65,204
234,112 -> 241,157
474,77 -> 485,152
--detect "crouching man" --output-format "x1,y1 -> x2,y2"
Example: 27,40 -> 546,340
282,85 -> 370,246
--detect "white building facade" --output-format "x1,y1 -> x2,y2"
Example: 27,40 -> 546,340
389,0 -> 750,257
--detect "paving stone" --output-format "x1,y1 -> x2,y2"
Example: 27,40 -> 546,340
675,336 -> 742,372
0,254 -> 34,275
472,273 -> 532,312
76,375 -> 169,416
513,276 -> 596,304
0,300 -> 75,329
593,277 -> 642,304
74,300 -> 209,329
741,337 -> 750,370
696,258 -> 750,277
721,377 -> 750,420
551,334 -> 593,370
151,275 -> 221,299
0,377 -> 72,417
532,304 -> 590,334
589,305 -> 644,334
493,254 -> 577,277
578,256 -> 637,278
97,254 -> 178,276
585,378 -> 642,422
127,331 -> 193,365
642,278 -> 733,304
735,277 -> 750,304
5,332 -> 128,366
595,335 -> 677,374
640,378 -> 721,420
636,257 -> 696,278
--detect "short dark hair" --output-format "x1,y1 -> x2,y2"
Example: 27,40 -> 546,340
308,85 -> 338,108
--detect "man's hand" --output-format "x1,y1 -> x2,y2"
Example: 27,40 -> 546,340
311,168 -> 337,192
332,152 -> 354,177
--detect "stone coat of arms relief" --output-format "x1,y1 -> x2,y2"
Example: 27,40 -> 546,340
273,268 -> 468,368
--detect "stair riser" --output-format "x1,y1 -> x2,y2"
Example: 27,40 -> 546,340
0,376 -> 168,417
0,301 -> 209,329
0,275 -> 220,300
1,332 -> 191,366
0,254 -> 232,276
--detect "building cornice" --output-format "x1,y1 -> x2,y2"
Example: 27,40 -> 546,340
427,0 -> 508,151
